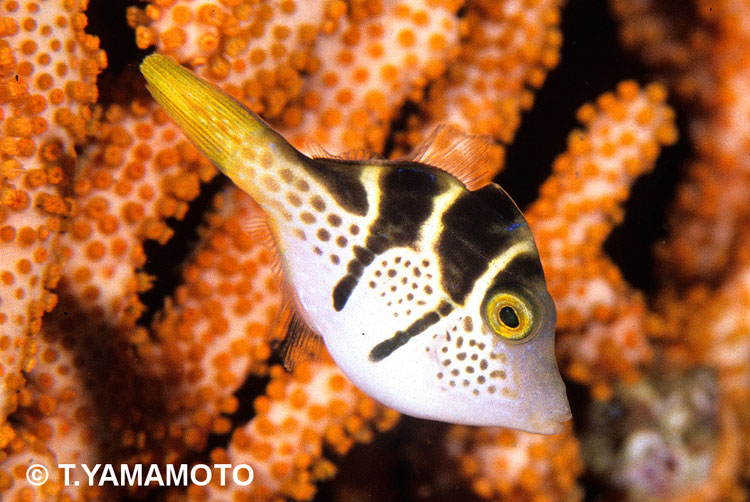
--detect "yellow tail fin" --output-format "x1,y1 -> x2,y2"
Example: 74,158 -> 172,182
140,54 -> 294,183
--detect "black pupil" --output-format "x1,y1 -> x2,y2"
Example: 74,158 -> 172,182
499,306 -> 520,328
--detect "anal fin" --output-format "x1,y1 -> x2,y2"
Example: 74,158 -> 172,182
241,204 -> 324,370
272,293 -> 323,371
406,125 -> 495,191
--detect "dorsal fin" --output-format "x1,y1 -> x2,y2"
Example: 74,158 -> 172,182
335,148 -> 382,161
272,292 -> 323,370
306,142 -> 383,162
406,125 -> 495,191
305,142 -> 334,159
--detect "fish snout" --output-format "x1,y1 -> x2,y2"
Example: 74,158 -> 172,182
527,398 -> 571,434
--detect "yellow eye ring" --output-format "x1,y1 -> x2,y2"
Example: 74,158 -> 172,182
484,292 -> 534,341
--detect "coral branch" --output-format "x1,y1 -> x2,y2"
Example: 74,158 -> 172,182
0,0 -> 105,424
526,81 -> 677,397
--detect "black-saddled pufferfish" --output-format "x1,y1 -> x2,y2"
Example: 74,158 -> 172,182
141,54 -> 571,434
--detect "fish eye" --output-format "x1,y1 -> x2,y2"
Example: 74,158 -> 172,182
482,289 -> 535,341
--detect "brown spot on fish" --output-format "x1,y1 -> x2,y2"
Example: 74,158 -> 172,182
349,224 -> 360,235
310,195 -> 326,212
293,228 -> 306,240
295,179 -> 309,192
335,236 -> 347,247
313,246 -> 323,255
286,192 -> 302,207
327,214 -> 342,227
261,174 -> 280,192
330,254 -> 340,265
300,212 -> 316,224
280,168 -> 294,183
387,269 -> 396,278
463,316 -> 473,332
260,150 -> 274,167
317,228 -> 330,241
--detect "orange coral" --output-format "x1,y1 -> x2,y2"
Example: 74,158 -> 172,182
59,97 -> 215,327
0,0 -> 105,423
448,424 -> 582,501
131,0 -> 465,153
128,0 -> 347,121
143,186 -> 283,454
7,1 -> 744,501
282,0 -> 463,152
176,359 -> 398,502
398,0 -> 563,170
525,81 -> 677,398
613,0 -> 750,287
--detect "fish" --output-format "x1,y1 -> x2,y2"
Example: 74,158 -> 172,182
140,54 -> 571,434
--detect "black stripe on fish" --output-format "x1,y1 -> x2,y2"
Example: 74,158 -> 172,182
332,165 -> 446,311
488,251 -> 546,289
304,158 -> 369,216
437,184 -> 528,305
369,300 -> 454,362
365,165 -> 446,253
332,246 -> 374,311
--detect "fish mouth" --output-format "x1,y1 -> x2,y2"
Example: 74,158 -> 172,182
530,412 -> 571,435
523,402 -> 572,435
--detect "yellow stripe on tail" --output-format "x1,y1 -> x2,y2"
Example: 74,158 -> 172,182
140,54 -> 297,189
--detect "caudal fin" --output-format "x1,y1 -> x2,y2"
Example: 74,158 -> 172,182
140,54 -> 292,181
